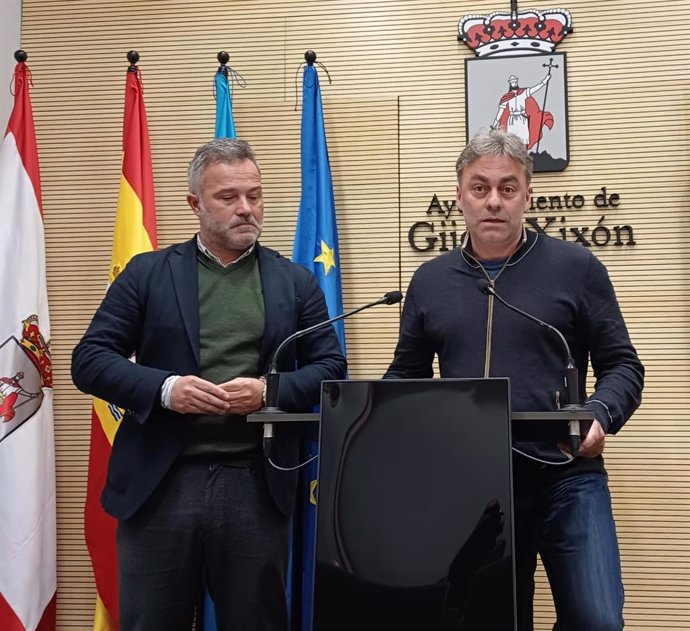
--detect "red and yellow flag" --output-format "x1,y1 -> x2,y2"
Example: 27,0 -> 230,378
84,60 -> 157,631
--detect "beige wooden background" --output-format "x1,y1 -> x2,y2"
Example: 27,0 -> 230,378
18,0 -> 689,629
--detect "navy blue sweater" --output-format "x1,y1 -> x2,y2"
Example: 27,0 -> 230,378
385,230 -> 644,474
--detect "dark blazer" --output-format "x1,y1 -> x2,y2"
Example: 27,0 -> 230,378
72,238 -> 346,519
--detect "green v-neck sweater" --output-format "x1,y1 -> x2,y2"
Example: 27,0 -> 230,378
181,249 -> 265,460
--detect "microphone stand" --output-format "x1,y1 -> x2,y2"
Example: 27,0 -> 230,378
252,291 -> 403,458
478,280 -> 585,457
561,358 -> 582,458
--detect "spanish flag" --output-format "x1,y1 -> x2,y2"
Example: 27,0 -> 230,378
83,56 -> 157,631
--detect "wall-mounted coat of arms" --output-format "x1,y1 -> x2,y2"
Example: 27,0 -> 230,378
459,3 -> 572,172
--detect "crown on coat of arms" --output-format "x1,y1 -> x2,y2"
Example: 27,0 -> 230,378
20,315 -> 52,388
459,7 -> 572,57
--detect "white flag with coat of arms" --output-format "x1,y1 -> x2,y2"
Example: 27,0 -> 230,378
0,57 -> 56,631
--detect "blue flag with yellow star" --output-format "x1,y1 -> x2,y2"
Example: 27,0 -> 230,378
293,65 -> 345,342
292,62 -> 346,631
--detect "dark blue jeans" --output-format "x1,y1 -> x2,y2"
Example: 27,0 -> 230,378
514,471 -> 624,631
117,462 -> 290,631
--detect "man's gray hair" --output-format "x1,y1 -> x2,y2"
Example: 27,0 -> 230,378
455,129 -> 533,185
187,138 -> 260,193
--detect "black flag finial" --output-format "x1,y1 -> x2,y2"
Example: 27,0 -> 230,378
127,50 -> 140,73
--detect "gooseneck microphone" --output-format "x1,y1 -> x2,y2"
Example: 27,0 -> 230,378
257,291 -> 403,456
476,279 -> 583,457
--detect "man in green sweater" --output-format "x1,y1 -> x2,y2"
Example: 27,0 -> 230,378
72,138 -> 346,631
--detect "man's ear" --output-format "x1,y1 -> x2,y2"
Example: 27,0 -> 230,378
187,192 -> 200,216
456,184 -> 463,214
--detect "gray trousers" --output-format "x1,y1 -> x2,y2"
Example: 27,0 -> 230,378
117,461 -> 290,631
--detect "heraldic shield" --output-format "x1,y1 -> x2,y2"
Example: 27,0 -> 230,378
0,335 -> 44,443
465,52 -> 569,172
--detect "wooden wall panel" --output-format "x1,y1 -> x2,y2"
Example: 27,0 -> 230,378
18,0 -> 690,629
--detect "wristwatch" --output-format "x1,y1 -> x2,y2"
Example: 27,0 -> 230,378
259,375 -> 267,405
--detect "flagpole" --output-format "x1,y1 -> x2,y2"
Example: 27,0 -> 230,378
214,50 -> 242,140
292,50 -> 342,631
84,49 -> 157,631
0,46 -> 57,631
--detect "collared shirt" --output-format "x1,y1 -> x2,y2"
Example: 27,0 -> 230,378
196,234 -> 255,268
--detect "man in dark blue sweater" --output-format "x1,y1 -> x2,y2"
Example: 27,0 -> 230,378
386,129 -> 644,631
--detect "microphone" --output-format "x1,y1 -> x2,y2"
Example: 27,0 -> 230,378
476,279 -> 583,457
258,290 -> 403,457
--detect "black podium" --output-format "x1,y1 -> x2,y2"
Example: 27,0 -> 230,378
248,378 -> 593,631
312,378 -> 515,631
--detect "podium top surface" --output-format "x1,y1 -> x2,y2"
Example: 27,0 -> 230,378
247,409 -> 593,423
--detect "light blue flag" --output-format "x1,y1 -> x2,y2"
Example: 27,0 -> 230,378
201,63 -> 240,631
215,67 -> 236,139
292,62 -> 346,631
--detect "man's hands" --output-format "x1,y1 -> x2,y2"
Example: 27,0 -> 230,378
169,375 -> 264,415
578,419 -> 606,458
218,377 -> 264,415
559,419 -> 606,458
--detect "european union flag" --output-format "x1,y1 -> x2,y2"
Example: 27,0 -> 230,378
292,61 -> 346,631
293,64 -> 345,346
214,65 -> 236,139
